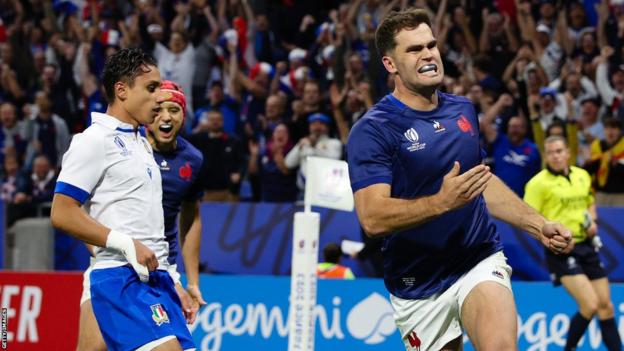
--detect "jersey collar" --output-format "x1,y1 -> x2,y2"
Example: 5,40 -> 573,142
386,92 -> 443,118
153,136 -> 184,155
91,112 -> 138,133
546,165 -> 571,180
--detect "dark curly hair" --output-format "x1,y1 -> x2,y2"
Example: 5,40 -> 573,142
101,48 -> 157,103
375,8 -> 432,57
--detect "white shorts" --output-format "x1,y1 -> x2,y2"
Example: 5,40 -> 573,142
80,257 -> 96,305
390,251 -> 512,351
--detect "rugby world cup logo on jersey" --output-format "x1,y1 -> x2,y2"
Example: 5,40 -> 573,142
404,128 -> 426,152
151,304 -> 170,326
113,135 -> 131,156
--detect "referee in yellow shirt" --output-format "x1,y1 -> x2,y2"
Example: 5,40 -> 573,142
524,135 -> 621,351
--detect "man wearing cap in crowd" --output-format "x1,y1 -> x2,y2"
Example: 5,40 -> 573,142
534,86 -> 567,129
285,112 -> 342,198
278,48 -> 309,99
289,48 -> 307,71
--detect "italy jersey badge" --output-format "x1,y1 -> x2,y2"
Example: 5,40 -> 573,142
151,304 -> 170,326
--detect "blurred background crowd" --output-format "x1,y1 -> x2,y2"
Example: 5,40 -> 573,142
0,0 -> 623,228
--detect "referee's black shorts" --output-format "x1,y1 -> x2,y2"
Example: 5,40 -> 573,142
544,240 -> 607,286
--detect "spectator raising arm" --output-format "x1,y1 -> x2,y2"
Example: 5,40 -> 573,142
480,93 -> 514,144
594,46 -> 620,106
203,5 -> 220,45
171,1 -> 191,33
554,10 -> 571,56
596,0 -> 609,49
501,13 -> 519,53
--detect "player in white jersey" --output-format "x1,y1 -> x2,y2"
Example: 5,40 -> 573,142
75,81 -> 205,351
51,48 -> 195,351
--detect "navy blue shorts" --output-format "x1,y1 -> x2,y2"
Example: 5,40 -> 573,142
90,266 -> 195,351
545,240 -> 606,286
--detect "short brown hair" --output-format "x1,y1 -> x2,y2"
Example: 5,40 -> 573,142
375,8 -> 432,56
604,117 -> 622,129
545,135 -> 568,147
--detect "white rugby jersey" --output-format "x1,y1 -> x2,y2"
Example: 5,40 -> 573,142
55,112 -> 168,269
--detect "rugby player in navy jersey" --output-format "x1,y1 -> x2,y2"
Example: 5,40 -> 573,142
148,80 -> 206,311
76,80 -> 205,351
347,9 -> 573,351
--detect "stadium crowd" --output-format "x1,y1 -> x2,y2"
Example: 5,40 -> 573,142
0,0 -> 623,226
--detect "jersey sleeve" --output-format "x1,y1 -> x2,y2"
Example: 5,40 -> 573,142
347,119 -> 394,192
465,100 -> 488,162
523,175 -> 544,213
55,131 -> 106,204
183,151 -> 205,203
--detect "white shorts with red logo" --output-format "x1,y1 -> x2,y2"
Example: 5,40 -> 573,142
390,251 -> 512,351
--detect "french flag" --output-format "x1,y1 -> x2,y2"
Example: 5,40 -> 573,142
101,29 -> 120,47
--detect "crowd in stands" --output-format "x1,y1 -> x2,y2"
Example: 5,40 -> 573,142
1,0 -> 624,226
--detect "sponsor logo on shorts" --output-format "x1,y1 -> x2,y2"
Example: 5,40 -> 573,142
492,270 -> 504,279
407,330 -> 421,350
151,304 -> 170,326
567,257 -> 577,269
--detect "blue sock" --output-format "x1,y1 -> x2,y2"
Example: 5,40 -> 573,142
565,312 -> 591,351
599,318 -> 622,351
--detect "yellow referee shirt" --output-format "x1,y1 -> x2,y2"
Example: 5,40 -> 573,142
524,166 -> 594,243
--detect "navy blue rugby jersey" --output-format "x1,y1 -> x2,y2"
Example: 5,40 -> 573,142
153,136 -> 204,264
347,92 -> 503,299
